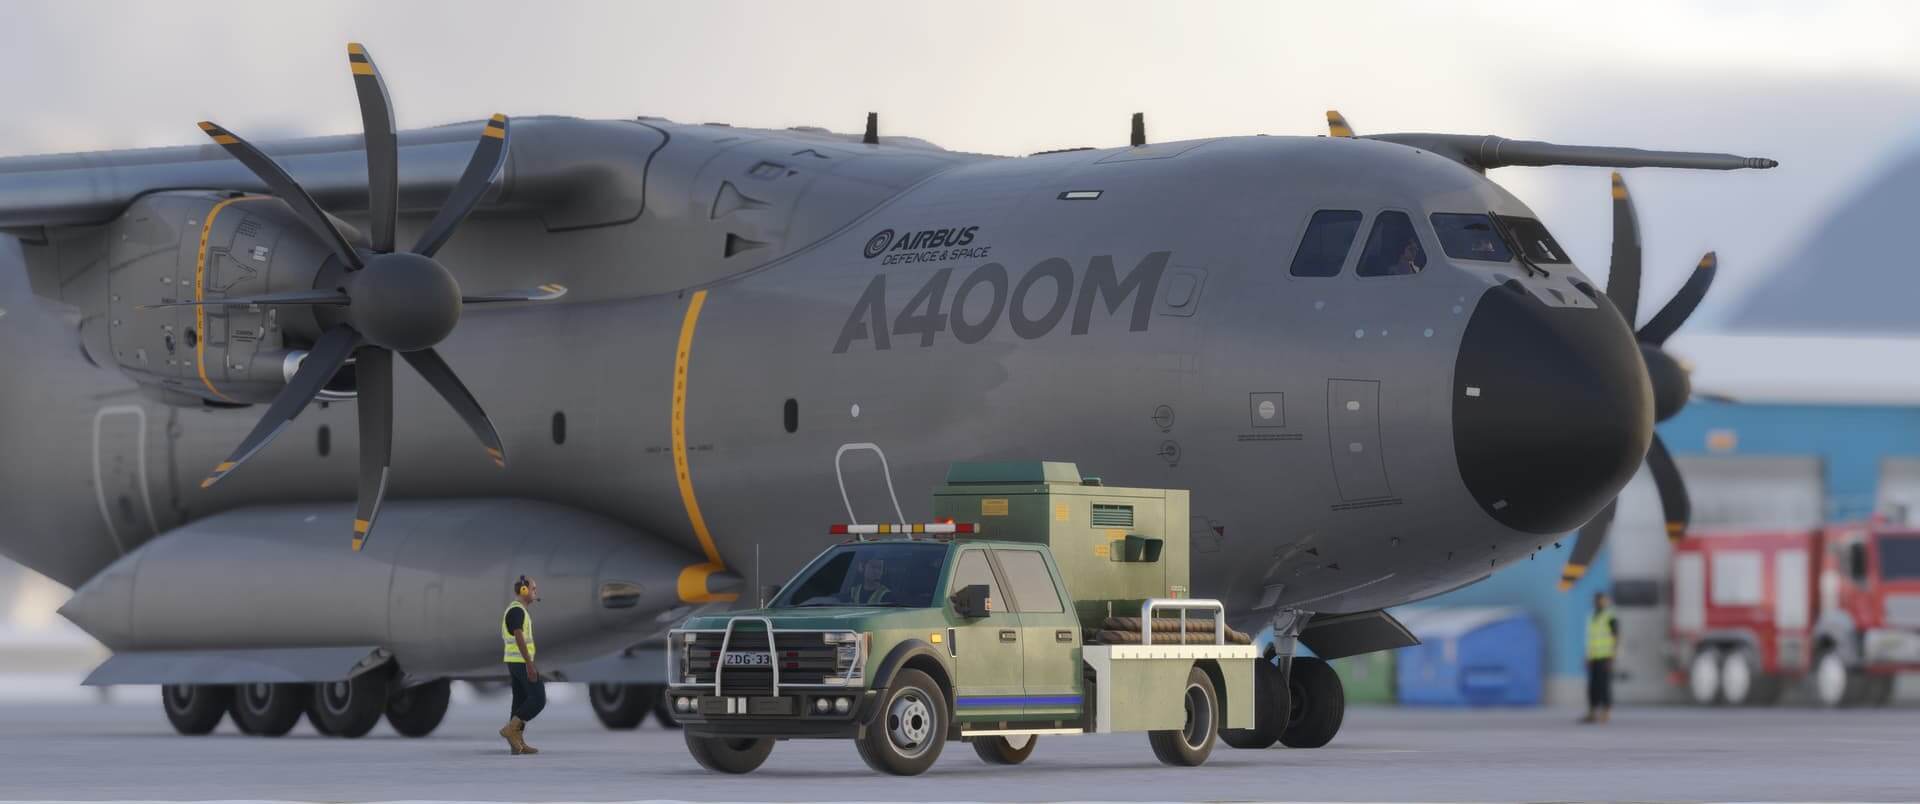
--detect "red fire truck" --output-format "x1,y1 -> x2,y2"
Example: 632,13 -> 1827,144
1671,521 -> 1920,707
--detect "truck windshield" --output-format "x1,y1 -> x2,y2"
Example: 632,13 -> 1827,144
771,542 -> 948,608
1881,536 -> 1920,580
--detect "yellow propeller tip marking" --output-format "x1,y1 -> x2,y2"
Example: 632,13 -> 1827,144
199,478 -> 216,489
347,43 -> 366,54
1325,110 -> 1354,138
354,519 -> 371,534
491,113 -> 507,123
1557,579 -> 1575,592
351,537 -> 366,552
350,63 -> 375,76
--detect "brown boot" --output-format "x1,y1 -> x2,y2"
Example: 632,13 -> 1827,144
499,717 -> 528,755
518,724 -> 539,755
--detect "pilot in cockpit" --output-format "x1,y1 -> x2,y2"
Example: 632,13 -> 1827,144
1387,236 -> 1425,275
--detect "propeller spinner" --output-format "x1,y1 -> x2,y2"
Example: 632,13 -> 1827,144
1559,172 -> 1713,589
183,43 -> 568,551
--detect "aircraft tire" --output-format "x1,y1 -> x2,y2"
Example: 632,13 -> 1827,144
162,684 -> 230,736
971,734 -> 1037,764
1221,654 -> 1287,749
653,687 -> 683,729
385,679 -> 451,737
1148,665 -> 1220,766
311,672 -> 390,738
856,668 -> 947,776
1280,657 -> 1344,749
589,683 -> 650,729
230,683 -> 307,736
685,733 -> 774,774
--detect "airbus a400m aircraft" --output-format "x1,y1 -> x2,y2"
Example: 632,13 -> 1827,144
0,46 -> 1771,741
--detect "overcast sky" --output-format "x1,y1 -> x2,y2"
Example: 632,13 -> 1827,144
3,0 -> 1918,327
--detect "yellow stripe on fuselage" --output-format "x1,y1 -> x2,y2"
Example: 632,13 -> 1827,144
194,197 -> 266,401
671,290 -> 735,603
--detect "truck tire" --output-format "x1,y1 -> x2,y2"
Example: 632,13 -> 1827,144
1688,646 -> 1723,705
856,668 -> 947,776
1221,654 -> 1287,750
685,734 -> 774,774
385,679 -> 451,737
589,683 -> 651,730
1280,657 -> 1344,749
1719,647 -> 1780,706
1149,665 -> 1220,766
1865,674 -> 1896,707
1813,648 -> 1859,708
312,672 -> 390,738
162,684 -> 230,735
230,683 -> 307,736
972,734 -> 1037,765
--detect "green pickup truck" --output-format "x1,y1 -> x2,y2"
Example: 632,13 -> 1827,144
666,462 -> 1258,775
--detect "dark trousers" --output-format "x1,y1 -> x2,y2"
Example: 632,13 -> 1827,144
1586,658 -> 1613,709
507,662 -> 546,722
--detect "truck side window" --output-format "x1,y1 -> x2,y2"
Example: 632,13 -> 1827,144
949,550 -> 1002,612
1289,210 -> 1362,277
995,549 -> 1065,613
1356,211 -> 1426,277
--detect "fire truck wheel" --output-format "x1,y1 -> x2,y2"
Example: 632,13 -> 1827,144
685,734 -> 774,774
1864,674 -> 1896,707
1718,648 -> 1779,706
230,683 -> 307,736
1149,665 -> 1220,766
1221,654 -> 1286,750
588,683 -> 650,730
857,668 -> 947,775
1688,646 -> 1723,705
1280,657 -> 1344,748
971,734 -> 1037,764
161,684 -> 230,735
1813,649 -> 1859,708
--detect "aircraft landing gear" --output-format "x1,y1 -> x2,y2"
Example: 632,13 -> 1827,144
311,672 -> 390,738
1219,653 -> 1288,749
1221,608 -> 1345,750
162,684 -> 230,735
385,679 -> 452,737
589,683 -> 656,729
1280,657 -> 1345,748
230,683 -> 307,736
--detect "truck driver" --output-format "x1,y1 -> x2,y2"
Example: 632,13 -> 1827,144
847,558 -> 891,604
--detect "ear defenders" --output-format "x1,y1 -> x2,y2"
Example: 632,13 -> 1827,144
516,575 -> 531,595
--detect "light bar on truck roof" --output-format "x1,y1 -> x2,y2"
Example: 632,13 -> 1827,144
829,522 -> 978,536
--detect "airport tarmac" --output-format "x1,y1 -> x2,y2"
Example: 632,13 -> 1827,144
2,696 -> 1917,801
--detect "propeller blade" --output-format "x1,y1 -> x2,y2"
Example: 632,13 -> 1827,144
199,325 -> 357,489
400,347 -> 506,467
1637,252 -> 1717,346
461,284 -> 568,304
1326,110 -> 1355,138
351,347 -> 393,552
347,43 -> 399,254
139,289 -> 349,309
1607,172 -> 1642,326
1559,498 -> 1617,592
1646,433 -> 1693,542
197,121 -> 363,270
1695,390 -> 1740,405
411,114 -> 510,258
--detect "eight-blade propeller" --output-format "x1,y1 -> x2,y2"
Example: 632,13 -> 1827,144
192,43 -> 568,551
1559,172 -> 1716,590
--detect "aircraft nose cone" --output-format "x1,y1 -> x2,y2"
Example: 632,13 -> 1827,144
1451,280 -> 1652,535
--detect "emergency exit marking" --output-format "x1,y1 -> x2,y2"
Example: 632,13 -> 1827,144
982,498 -> 1009,516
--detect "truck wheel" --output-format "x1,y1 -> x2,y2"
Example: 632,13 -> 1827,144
162,684 -> 230,735
856,668 -> 947,775
1149,665 -> 1220,766
1688,646 -> 1723,705
1281,657 -> 1344,749
685,733 -> 774,774
230,683 -> 306,736
1865,674 -> 1896,707
312,672 -> 390,738
1221,654 -> 1287,749
589,683 -> 651,730
972,734 -> 1037,764
385,679 -> 451,737
1813,649 -> 1859,708
1718,648 -> 1780,706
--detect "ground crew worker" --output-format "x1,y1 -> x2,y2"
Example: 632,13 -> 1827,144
1582,591 -> 1618,724
499,575 -> 545,754
847,558 -> 890,604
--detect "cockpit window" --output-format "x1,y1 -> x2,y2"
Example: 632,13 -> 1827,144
1356,211 -> 1426,277
1289,210 -> 1362,277
1430,213 -> 1513,262
1495,216 -> 1571,264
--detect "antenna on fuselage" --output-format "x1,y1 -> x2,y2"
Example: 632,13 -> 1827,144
1130,112 -> 1147,147
862,112 -> 879,145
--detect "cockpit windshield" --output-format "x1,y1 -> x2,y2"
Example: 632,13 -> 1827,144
771,542 -> 947,608
1429,213 -> 1512,262
1493,216 -> 1571,264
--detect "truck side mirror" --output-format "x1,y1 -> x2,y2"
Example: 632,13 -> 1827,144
1849,543 -> 1869,580
950,584 -> 991,618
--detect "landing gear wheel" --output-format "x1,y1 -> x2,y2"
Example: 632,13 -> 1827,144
1813,648 -> 1860,708
685,734 -> 774,774
1221,654 -> 1288,750
385,679 -> 451,737
1280,657 -> 1344,748
972,734 -> 1037,765
1719,647 -> 1779,706
311,672 -> 390,738
1149,665 -> 1220,766
162,684 -> 230,735
857,668 -> 947,776
230,683 -> 307,736
589,683 -> 652,729
654,686 -> 683,729
1688,646 -> 1723,705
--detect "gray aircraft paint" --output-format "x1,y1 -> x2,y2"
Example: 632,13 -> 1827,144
0,111 -> 1734,683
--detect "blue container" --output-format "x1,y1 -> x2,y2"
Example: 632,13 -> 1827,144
1393,607 -> 1543,706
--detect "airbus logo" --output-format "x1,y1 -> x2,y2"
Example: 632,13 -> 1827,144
863,229 -> 895,259
863,225 -> 985,264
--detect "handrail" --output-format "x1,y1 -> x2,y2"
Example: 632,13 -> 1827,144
1140,598 -> 1226,646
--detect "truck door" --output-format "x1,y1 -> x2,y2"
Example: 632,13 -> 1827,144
993,547 -> 1082,720
945,547 -> 1024,722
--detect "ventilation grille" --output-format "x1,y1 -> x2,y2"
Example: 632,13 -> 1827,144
1091,504 -> 1134,528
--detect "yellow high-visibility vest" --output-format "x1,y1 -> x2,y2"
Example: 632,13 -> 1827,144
503,601 -> 536,663
1587,608 -> 1617,660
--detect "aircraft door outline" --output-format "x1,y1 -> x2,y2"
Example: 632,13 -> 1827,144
91,404 -> 159,554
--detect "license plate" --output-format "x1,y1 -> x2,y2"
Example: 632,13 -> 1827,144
722,651 -> 771,667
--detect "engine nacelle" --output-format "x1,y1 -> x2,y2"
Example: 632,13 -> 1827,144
98,191 -> 343,405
